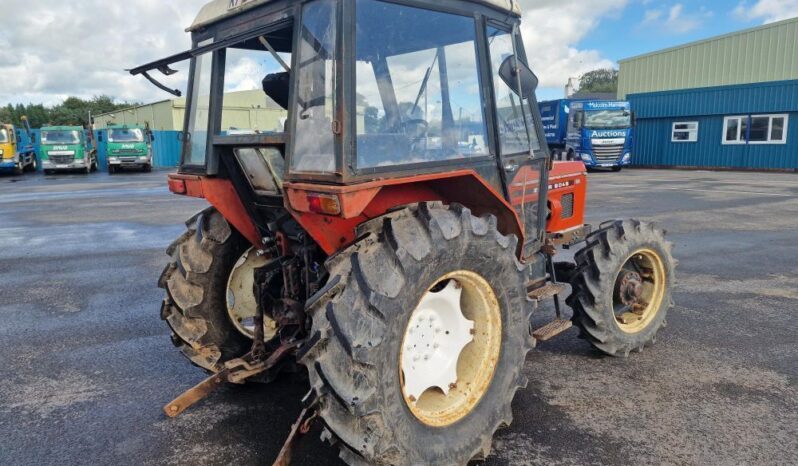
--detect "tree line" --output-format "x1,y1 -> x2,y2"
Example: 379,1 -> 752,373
0,96 -> 139,129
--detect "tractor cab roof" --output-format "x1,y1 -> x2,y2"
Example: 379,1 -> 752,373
189,0 -> 520,31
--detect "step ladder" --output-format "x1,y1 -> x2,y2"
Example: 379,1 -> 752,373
527,257 -> 573,342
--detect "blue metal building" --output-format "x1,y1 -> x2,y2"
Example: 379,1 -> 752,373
619,17 -> 798,171
628,80 -> 798,170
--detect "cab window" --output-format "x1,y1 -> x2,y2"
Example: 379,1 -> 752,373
290,0 -> 339,174
354,0 -> 488,169
184,47 -> 213,167
487,27 -> 539,156
218,24 -> 293,136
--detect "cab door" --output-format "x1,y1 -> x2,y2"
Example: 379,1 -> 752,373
486,25 -> 548,260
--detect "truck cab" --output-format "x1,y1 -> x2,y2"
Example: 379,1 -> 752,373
567,100 -> 634,171
104,125 -> 154,174
0,122 -> 38,175
540,99 -> 634,171
40,126 -> 98,175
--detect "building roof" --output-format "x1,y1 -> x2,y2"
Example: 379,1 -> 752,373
190,0 -> 521,31
618,16 -> 798,98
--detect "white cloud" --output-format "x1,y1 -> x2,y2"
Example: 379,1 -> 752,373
0,0 -> 206,106
640,3 -> 707,35
734,0 -> 798,23
518,0 -> 630,96
0,0 -> 630,106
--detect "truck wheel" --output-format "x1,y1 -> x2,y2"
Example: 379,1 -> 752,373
144,164 -> 152,173
612,166 -> 623,172
301,202 -> 534,465
108,166 -> 116,175
30,157 -> 37,172
13,161 -> 24,176
566,220 -> 676,357
158,207 -> 252,372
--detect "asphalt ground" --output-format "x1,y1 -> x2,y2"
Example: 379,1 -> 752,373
0,168 -> 796,465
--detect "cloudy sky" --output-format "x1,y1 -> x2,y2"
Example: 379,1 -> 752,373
0,0 -> 796,106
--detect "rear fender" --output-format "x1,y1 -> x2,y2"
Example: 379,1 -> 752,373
167,174 -> 261,247
284,170 -> 524,257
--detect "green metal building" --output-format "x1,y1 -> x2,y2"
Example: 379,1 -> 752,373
618,17 -> 798,170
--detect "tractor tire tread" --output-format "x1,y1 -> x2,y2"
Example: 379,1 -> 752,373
299,202 -> 534,466
566,219 -> 676,357
158,207 -> 249,372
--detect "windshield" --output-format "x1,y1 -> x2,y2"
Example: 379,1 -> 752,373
0,129 -> 8,143
42,130 -> 81,145
108,128 -> 145,143
585,110 -> 631,129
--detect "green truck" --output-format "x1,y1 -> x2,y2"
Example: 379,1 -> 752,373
40,126 -> 98,175
104,124 -> 154,174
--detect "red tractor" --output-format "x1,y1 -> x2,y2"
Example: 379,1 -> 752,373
133,0 -> 675,464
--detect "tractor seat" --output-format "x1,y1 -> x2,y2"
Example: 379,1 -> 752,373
262,72 -> 290,110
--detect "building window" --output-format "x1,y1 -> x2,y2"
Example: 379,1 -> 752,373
723,114 -> 788,145
672,122 -> 698,142
723,116 -> 746,144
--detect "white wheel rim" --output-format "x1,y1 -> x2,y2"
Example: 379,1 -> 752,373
401,280 -> 474,401
226,248 -> 278,340
400,271 -> 502,427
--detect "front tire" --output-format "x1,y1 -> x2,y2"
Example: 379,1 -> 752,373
158,207 -> 251,372
567,220 -> 675,357
300,203 -> 534,465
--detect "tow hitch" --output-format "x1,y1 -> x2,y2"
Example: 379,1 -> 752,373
163,341 -> 299,418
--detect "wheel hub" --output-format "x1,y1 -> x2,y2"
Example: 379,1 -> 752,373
399,271 -> 502,427
226,248 -> 278,340
612,249 -> 667,333
401,280 -> 474,402
616,271 -> 644,306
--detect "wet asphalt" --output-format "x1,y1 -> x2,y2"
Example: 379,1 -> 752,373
0,168 -> 796,466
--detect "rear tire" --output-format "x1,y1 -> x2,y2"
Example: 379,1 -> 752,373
300,202 -> 534,465
158,207 -> 251,372
567,220 -> 675,357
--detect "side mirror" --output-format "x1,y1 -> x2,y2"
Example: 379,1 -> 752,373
573,111 -> 585,129
498,55 -> 538,98
150,133 -> 156,142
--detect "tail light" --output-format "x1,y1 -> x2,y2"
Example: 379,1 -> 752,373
307,193 -> 341,216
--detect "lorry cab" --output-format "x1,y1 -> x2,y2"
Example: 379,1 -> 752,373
0,122 -> 38,175
567,100 -> 634,170
104,125 -> 154,174
40,126 -> 98,175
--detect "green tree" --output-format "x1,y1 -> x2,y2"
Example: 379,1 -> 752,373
578,68 -> 619,94
0,96 -> 140,128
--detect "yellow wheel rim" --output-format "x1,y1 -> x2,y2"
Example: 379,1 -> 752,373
613,248 -> 667,334
399,271 -> 502,427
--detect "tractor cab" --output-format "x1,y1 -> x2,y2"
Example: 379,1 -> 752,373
132,0 -> 565,260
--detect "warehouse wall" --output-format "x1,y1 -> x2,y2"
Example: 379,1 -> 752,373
629,80 -> 798,170
619,17 -> 798,98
